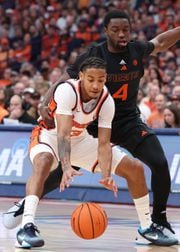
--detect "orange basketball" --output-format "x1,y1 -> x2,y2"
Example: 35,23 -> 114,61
71,202 -> 108,239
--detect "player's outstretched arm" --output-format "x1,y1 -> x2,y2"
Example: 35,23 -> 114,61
151,26 -> 180,55
98,127 -> 118,197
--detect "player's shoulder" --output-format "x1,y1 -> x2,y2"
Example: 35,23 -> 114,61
54,79 -> 78,105
128,40 -> 154,56
103,86 -> 114,102
65,78 -> 78,85
94,40 -> 107,49
103,85 -> 108,94
87,41 -> 107,56
128,40 -> 150,48
56,78 -> 78,86
55,79 -> 78,93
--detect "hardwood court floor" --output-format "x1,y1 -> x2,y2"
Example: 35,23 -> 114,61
0,198 -> 180,252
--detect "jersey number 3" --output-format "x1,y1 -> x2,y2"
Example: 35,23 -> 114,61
112,84 -> 128,101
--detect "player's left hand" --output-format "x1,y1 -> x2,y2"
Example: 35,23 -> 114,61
99,177 -> 118,198
60,167 -> 83,192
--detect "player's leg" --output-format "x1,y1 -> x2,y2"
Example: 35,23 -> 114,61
2,162 -> 80,229
111,148 -> 178,246
16,150 -> 54,248
2,165 -> 61,229
16,127 -> 58,248
133,134 -> 179,243
113,153 -> 152,229
112,119 -> 178,243
133,134 -> 170,224
17,151 -> 55,248
71,135 -> 178,246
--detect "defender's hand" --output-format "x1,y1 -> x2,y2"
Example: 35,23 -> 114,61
39,105 -> 55,128
60,168 -> 83,192
99,177 -> 118,198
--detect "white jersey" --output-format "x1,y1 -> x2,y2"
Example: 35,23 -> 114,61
30,79 -> 126,173
49,79 -> 115,138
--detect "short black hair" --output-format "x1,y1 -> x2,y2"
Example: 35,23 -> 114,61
103,10 -> 130,27
79,57 -> 107,72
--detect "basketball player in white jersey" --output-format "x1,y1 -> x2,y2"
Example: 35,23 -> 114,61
14,57 -> 176,249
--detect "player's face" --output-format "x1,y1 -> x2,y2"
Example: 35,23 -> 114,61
79,68 -> 107,101
105,18 -> 130,52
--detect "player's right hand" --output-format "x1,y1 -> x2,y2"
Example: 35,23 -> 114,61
60,167 -> 83,192
39,105 -> 55,128
99,177 -> 118,198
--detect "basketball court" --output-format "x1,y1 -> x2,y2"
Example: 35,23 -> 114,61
1,197 -> 180,252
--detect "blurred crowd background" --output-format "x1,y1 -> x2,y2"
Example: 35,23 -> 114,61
0,0 -> 179,128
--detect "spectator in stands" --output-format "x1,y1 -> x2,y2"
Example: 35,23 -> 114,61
57,30 -> 72,57
141,83 -> 160,113
165,58 -> 177,73
2,94 -> 37,125
147,94 -> 167,128
0,87 -> 9,123
22,88 -> 35,109
19,74 -> 34,89
174,46 -> 180,66
35,80 -> 50,100
0,68 -> 15,87
73,17 -> 100,46
160,11 -> 177,32
0,38 -> 12,76
40,64 -> 50,81
164,104 -> 180,128
170,85 -> 180,109
26,91 -> 41,121
29,24 -> 42,65
48,50 -> 59,69
0,0 -> 178,128
68,50 -> 79,65
49,67 -> 62,85
10,40 -> 31,71
142,15 -> 158,40
41,25 -> 59,60
12,82 -> 25,95
173,75 -> 180,86
148,67 -> 163,88
20,62 -> 35,78
137,88 -> 151,122
161,82 -> 172,97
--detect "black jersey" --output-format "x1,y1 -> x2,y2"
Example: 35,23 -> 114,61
67,41 -> 154,121
67,40 -> 154,140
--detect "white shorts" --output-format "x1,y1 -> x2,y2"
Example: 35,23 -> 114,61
29,127 -> 127,173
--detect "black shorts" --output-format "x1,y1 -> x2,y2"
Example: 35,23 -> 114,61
87,117 -> 155,153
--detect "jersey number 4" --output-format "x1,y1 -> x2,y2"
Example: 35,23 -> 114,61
112,84 -> 128,101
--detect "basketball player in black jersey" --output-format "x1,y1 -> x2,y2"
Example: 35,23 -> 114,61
3,10 -> 180,244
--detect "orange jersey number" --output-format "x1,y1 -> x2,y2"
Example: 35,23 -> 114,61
112,83 -> 128,101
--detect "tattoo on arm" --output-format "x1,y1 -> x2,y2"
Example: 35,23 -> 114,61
58,136 -> 71,171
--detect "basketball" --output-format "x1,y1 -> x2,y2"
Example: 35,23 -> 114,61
71,202 -> 108,239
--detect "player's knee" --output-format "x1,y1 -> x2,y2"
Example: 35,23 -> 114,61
149,154 -> 169,174
132,160 -> 145,180
33,153 -> 54,178
115,156 -> 144,181
124,158 -> 144,180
